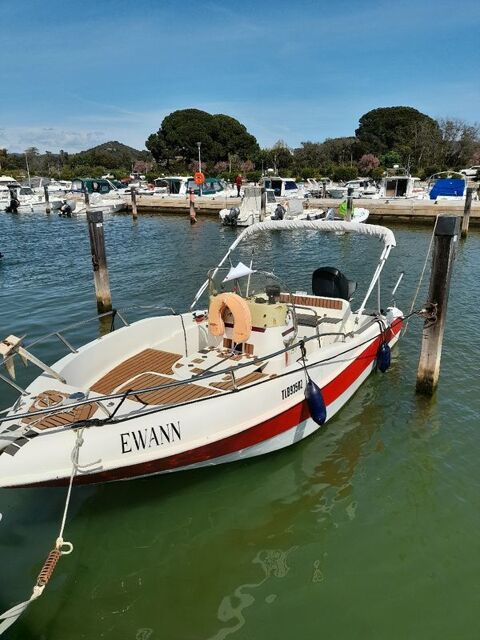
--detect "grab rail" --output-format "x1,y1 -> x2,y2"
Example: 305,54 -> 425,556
0,327 -> 363,426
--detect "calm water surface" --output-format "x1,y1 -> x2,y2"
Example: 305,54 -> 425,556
0,210 -> 479,640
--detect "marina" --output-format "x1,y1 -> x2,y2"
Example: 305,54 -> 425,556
123,193 -> 480,224
2,0 -> 480,636
0,209 -> 479,638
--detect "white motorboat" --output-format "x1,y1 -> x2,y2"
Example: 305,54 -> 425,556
0,220 -> 403,488
68,178 -> 126,214
219,187 -> 276,226
426,172 -> 469,202
155,176 -> 237,199
259,176 -> 303,199
378,172 -> 423,199
329,179 -> 378,199
0,178 -> 56,212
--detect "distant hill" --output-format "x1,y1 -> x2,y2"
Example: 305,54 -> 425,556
75,140 -> 153,168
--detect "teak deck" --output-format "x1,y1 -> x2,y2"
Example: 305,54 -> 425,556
91,348 -> 182,394
23,390 -> 98,430
117,372 -> 218,405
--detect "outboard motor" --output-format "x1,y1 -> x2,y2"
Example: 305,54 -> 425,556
6,196 -> 19,213
271,204 -> 285,220
223,207 -> 240,226
58,200 -> 73,217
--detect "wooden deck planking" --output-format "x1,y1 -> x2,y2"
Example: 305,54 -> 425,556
91,348 -> 182,394
117,372 -> 218,405
210,371 -> 266,391
23,390 -> 98,431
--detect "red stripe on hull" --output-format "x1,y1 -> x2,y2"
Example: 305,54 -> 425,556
24,318 -> 403,487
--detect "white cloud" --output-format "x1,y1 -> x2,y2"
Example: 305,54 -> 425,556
0,127 -> 107,153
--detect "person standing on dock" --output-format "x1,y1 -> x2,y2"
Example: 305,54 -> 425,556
235,174 -> 242,197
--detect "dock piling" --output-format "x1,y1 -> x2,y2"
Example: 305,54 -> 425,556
44,186 -> 50,214
189,189 -> 197,224
87,210 -> 112,314
416,215 -> 460,395
131,187 -> 138,220
260,187 -> 266,221
461,187 -> 474,238
346,187 -> 354,222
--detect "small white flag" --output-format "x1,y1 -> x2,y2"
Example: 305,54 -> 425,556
223,262 -> 255,282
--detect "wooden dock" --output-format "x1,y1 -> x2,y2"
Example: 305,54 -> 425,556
125,195 -> 480,225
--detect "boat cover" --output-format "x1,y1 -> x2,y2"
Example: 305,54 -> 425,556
429,179 -> 465,199
232,219 -> 396,248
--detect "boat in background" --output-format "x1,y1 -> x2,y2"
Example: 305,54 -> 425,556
378,170 -> 423,199
68,178 -> 126,214
154,176 -> 237,199
259,176 -> 303,199
426,171 -> 470,201
0,219 -> 403,488
328,178 -> 378,199
0,176 -> 60,212
219,187 -> 276,226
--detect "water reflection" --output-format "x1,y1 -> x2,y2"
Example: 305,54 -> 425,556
1,213 -> 480,640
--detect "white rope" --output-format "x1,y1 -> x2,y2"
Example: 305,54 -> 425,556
402,217 -> 438,336
0,429 -> 85,635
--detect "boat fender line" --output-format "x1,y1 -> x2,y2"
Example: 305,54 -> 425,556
208,292 -> 252,343
375,318 -> 391,373
299,340 -> 327,426
0,429 -> 86,636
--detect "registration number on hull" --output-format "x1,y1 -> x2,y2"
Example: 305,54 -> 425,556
281,380 -> 303,400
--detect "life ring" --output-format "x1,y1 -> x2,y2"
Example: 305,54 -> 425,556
208,293 -> 252,343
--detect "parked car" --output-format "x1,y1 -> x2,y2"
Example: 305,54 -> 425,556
460,166 -> 480,178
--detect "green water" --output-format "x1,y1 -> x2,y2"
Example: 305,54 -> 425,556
0,211 -> 479,640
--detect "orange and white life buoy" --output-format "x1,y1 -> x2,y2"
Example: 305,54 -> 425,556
208,293 -> 252,343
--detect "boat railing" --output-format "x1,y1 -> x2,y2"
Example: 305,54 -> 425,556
0,328 -> 355,427
0,305 -> 179,395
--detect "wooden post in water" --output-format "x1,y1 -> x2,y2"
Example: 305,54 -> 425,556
84,186 -> 90,210
44,185 -> 51,213
346,187 -> 354,222
322,181 -> 327,198
189,188 -> 197,224
260,187 -> 266,222
461,187 -> 473,238
131,186 -> 138,219
87,210 -> 112,314
416,215 -> 460,396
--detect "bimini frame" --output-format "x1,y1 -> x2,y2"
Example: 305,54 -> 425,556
191,219 -> 396,316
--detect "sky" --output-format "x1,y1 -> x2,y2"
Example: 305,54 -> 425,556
1,0 -> 479,153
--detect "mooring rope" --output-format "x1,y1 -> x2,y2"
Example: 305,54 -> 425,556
402,217 -> 439,336
0,429 -> 84,635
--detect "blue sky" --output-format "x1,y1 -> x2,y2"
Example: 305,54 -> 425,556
1,0 -> 479,153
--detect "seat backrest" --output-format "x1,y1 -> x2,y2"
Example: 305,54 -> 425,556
312,267 -> 357,301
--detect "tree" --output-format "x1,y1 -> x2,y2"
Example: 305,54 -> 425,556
321,137 -> 360,165
146,109 -> 259,166
436,118 -> 480,169
294,142 -> 324,169
358,154 -> 380,174
355,107 -> 440,168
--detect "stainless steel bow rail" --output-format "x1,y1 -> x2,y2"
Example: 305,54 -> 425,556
0,305 -> 179,396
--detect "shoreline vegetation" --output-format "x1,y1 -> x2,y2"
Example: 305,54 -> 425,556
1,106 -> 479,184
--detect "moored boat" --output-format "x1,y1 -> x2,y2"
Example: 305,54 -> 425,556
0,220 -> 402,488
